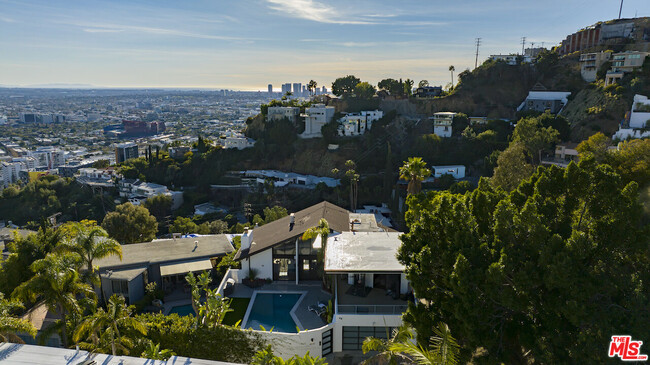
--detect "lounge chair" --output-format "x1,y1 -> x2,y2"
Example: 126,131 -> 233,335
308,304 -> 326,316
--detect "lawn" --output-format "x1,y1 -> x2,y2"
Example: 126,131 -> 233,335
223,297 -> 250,326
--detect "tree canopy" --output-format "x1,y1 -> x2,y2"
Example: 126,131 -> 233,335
398,161 -> 650,363
331,75 -> 361,97
102,203 -> 158,244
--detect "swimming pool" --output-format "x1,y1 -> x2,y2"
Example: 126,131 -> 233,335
168,304 -> 194,316
242,292 -> 304,333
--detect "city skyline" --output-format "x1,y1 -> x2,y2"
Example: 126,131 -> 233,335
1,0 -> 648,90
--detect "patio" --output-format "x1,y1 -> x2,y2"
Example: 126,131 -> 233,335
226,280 -> 333,331
335,278 -> 408,315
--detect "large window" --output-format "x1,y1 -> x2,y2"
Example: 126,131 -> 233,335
342,326 -> 394,351
111,280 -> 128,295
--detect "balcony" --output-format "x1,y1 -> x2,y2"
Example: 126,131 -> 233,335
335,278 -> 408,315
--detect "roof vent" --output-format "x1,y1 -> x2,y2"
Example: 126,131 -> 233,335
289,213 -> 295,231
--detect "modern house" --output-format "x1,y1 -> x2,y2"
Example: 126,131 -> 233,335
221,135 -> 256,150
541,143 -> 580,168
605,51 -> 649,86
517,91 -> 571,114
267,106 -> 300,124
613,94 -> 650,140
337,110 -> 384,136
415,86 -> 442,97
75,167 -> 116,188
114,142 -> 139,163
469,116 -> 488,125
430,112 -> 456,138
118,179 -> 183,209
95,235 -> 234,304
300,104 -> 336,138
431,165 -> 466,179
240,170 -> 340,189
579,51 -> 612,82
488,54 -> 532,65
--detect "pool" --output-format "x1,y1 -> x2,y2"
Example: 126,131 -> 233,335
242,292 -> 304,333
168,304 -> 194,316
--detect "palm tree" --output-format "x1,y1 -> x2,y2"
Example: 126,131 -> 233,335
308,80 -> 318,96
13,252 -> 95,347
362,324 -> 414,364
449,65 -> 455,89
345,160 -> 359,211
73,294 -> 147,356
399,157 -> 432,195
0,293 -> 37,343
141,341 -> 175,360
390,323 -> 459,365
57,220 -> 122,289
185,271 -> 232,328
302,219 -> 330,289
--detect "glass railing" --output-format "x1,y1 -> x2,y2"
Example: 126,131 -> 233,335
337,304 -> 407,315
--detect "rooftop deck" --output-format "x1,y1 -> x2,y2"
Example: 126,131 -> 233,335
335,279 -> 408,315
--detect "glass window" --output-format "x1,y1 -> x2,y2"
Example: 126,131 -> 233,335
342,326 -> 395,351
303,259 -> 310,271
111,280 -> 128,294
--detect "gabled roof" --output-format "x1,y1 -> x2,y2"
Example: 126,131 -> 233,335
236,201 -> 350,259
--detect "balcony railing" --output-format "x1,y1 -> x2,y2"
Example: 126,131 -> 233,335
337,304 -> 407,315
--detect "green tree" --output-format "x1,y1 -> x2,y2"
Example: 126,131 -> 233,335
307,80 -> 318,96
57,220 -> 122,288
390,323 -> 459,365
398,162 -> 650,363
185,272 -> 232,328
143,194 -> 172,223
331,75 -> 361,97
74,294 -> 147,356
354,82 -> 376,99
251,345 -> 327,365
170,216 -> 198,235
404,78 -> 414,96
263,206 -> 288,223
141,341 -> 176,360
490,143 -> 535,191
197,220 -> 229,234
418,80 -> 429,88
0,293 -> 37,343
13,252 -> 95,347
449,65 -> 455,88
512,115 -> 559,164
576,132 -> 610,163
362,324 -> 414,365
344,160 -> 360,211
102,203 -> 158,244
399,157 -> 431,195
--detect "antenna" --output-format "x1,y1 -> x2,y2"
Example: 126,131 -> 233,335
521,37 -> 526,55
618,0 -> 623,19
474,37 -> 482,69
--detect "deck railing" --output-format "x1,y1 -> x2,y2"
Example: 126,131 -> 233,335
337,304 -> 407,315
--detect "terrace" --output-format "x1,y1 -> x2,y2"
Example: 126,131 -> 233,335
334,276 -> 408,315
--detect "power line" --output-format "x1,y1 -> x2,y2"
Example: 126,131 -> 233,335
474,38 -> 481,69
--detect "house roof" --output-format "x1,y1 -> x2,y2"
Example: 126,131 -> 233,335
236,201 -> 350,259
95,235 -> 234,270
324,231 -> 405,273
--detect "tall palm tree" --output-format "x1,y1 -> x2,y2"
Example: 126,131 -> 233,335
13,252 -> 95,347
399,157 -> 432,195
73,294 -> 147,356
449,65 -> 455,89
57,220 -> 122,288
0,293 -> 37,343
308,80 -> 318,96
362,324 -> 414,364
345,160 -> 359,211
302,219 -> 330,287
390,322 -> 460,365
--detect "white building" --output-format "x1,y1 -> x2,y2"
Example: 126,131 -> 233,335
118,179 -> 183,210
27,147 -> 66,170
222,136 -> 255,150
431,165 -> 466,179
337,110 -> 384,137
517,91 -> 571,114
579,51 -> 612,82
267,106 -> 300,123
241,170 -> 340,188
613,94 -> 650,140
430,112 -> 456,138
300,104 -> 336,138
0,161 -> 23,188
489,54 -> 532,65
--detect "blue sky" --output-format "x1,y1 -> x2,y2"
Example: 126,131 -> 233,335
0,0 -> 648,90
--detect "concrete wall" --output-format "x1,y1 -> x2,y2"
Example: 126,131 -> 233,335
255,324 -> 334,359
433,125 -> 452,138
244,249 -> 273,280
128,273 -> 145,303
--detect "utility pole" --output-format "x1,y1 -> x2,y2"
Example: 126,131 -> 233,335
521,37 -> 526,55
618,0 -> 623,19
474,37 -> 481,69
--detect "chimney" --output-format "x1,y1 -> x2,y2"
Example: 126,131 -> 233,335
240,229 -> 253,251
289,213 -> 295,231
194,240 -> 198,249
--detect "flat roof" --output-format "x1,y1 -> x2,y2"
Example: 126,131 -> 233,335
324,232 -> 405,273
0,343 -> 241,364
95,235 -> 233,269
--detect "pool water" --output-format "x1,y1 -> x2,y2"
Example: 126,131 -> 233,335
244,293 -> 302,333
168,304 -> 195,316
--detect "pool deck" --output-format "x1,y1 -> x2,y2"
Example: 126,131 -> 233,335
228,281 -> 331,331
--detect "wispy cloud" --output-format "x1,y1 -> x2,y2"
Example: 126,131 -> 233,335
0,16 -> 16,23
266,0 -> 376,24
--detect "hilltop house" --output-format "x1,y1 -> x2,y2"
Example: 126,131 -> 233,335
267,106 -> 300,124
517,91 -> 571,114
579,51 -> 612,82
300,104 -> 335,138
118,179 -> 183,209
614,94 -> 650,140
337,110 -> 384,136
94,235 -> 234,304
541,143 -> 580,168
605,51 -> 649,86
430,112 -> 456,138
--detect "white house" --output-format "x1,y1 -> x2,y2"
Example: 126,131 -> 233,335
118,179 -> 183,210
614,94 -> 650,140
579,52 -> 612,82
338,110 -> 384,136
222,136 -> 255,150
431,165 -> 465,179
489,54 -> 532,65
430,112 -> 456,138
241,170 -> 340,189
300,104 -> 336,138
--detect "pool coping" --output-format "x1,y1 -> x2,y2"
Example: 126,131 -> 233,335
241,290 -> 307,333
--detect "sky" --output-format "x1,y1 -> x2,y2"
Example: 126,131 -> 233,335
0,0 -> 648,90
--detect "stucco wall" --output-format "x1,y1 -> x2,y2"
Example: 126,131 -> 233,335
255,324 -> 333,359
245,249 -> 273,280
